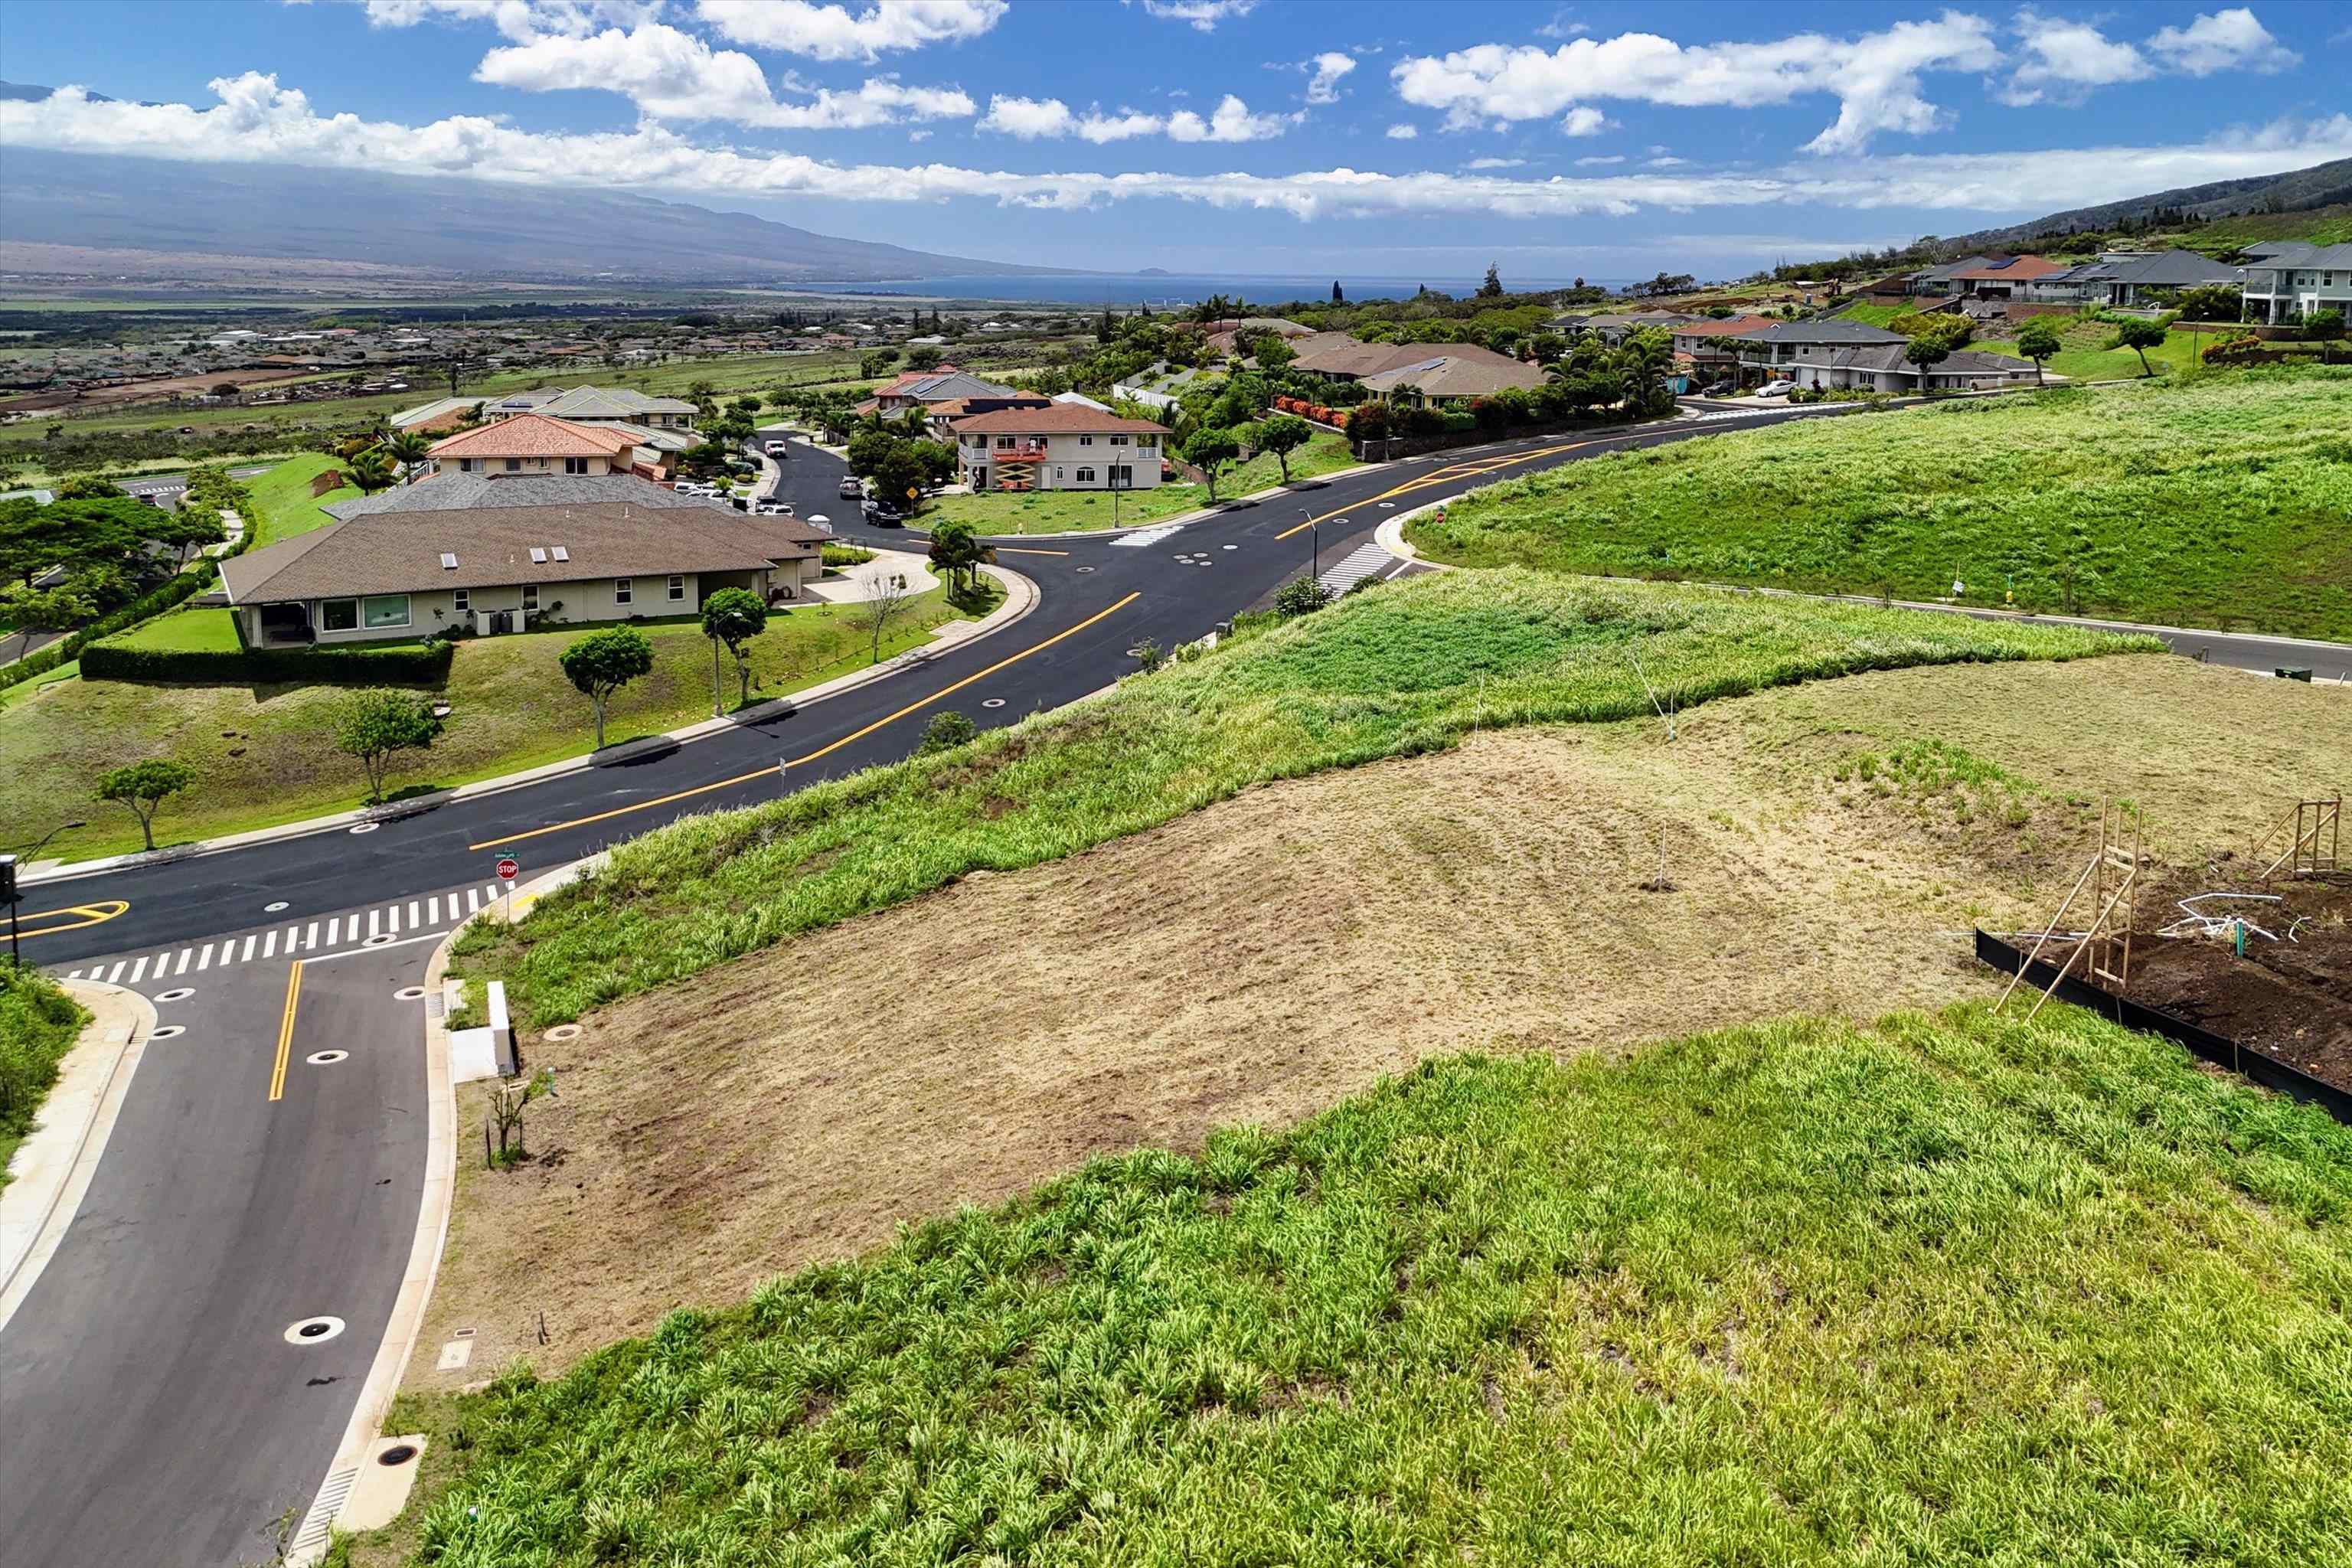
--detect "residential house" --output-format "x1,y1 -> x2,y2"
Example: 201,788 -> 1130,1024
426,413 -> 642,479
1570,311 -> 1700,344
1109,361 -> 1218,410
387,395 -> 484,434
857,368 -> 1048,436
479,385 -> 698,430
1724,319 -> 1911,382
950,404 -> 1171,495
1905,256 -> 1993,296
221,500 -> 829,647
2239,242 -> 2352,325
322,472 -> 748,523
1785,343 -> 2047,394
1353,351 -> 1546,404
1291,338 -> 1537,387
1947,256 -> 2067,299
1200,316 -> 1316,356
1669,315 -> 1782,379
2036,251 -> 2245,308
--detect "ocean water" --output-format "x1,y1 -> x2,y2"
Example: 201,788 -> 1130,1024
797,273 -> 1635,308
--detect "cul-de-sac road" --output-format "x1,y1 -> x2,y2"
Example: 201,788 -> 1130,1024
4,403 -> 2342,1566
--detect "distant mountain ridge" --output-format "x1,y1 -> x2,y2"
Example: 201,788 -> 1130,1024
1945,157 -> 2352,252
0,146 -> 1064,285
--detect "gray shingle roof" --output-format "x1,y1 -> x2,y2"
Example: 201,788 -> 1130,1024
1730,320 -> 1909,345
2243,242 -> 2352,271
224,504 -> 825,605
325,473 -> 738,521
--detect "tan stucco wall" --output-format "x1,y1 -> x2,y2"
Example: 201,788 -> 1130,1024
248,557 -> 820,645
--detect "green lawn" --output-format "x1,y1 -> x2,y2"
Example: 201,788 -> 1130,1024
107,606 -> 242,652
1975,318 -> 2207,381
1829,301 -> 1910,327
245,452 -> 357,547
0,968 -> 88,1193
0,583 -> 995,861
1410,368 -> 2352,639
452,569 -> 2148,1030
924,432 -> 1358,536
383,1001 -> 2352,1566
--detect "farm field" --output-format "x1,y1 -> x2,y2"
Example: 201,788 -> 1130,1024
923,432 -> 1357,535
375,991 -> 2352,1566
1411,368 -> 2352,639
0,580 -> 994,860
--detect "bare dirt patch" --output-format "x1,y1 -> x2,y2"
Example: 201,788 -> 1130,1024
413,656 -> 2351,1386
2128,874 -> 2352,1094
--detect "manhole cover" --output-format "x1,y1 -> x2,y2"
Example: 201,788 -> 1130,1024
394,985 -> 427,1001
284,1315 -> 347,1344
378,1444 -> 419,1467
1074,565 -> 1096,573
265,900 -> 289,913
156,987 -> 195,1003
364,934 -> 396,948
307,1050 -> 349,1065
151,1025 -> 187,1041
982,698 -> 1006,709
1380,501 -> 1394,508
349,823 -> 379,835
545,1024 -> 583,1043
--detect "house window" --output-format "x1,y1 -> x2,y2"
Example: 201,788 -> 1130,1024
995,436 -> 1015,449
321,598 -> 358,632
459,458 -> 479,473
1076,466 -> 1096,484
504,458 -> 521,472
362,594 -> 410,629
522,584 -> 540,612
666,575 -> 684,602
564,456 -> 589,474
1109,435 -> 1129,446
614,577 -> 632,606
453,588 -> 469,614
1078,434 -> 1094,446
1110,465 -> 1132,487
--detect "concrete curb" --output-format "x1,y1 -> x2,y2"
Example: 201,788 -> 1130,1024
1373,502 -> 1455,572
23,567 -> 1041,890
0,980 -> 155,1338
296,856 -> 602,1561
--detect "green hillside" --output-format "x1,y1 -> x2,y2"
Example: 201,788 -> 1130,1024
391,1002 -> 2352,1566
1411,368 -> 2352,638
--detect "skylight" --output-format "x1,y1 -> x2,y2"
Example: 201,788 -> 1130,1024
439,552 -> 458,569
550,545 -> 570,562
529,547 -> 547,564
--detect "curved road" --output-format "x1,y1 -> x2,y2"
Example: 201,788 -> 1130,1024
3,403 -> 2342,1565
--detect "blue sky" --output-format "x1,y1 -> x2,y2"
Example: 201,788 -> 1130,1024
4,1 -> 2348,280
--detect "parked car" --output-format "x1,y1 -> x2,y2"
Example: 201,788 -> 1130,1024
1700,379 -> 1733,396
753,500 -> 795,517
838,475 -> 863,498
1756,379 -> 1795,397
861,499 -> 904,527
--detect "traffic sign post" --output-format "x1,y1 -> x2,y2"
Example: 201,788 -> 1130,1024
495,857 -> 521,924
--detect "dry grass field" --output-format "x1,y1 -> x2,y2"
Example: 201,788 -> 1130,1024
411,652 -> 2350,1387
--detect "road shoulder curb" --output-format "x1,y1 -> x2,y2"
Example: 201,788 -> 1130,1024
0,979 -> 155,1337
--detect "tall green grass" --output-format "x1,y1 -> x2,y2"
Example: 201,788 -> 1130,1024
1410,368 -> 2352,639
1,967 -> 88,1187
407,1002 -> 2352,1566
458,570 -> 2151,1026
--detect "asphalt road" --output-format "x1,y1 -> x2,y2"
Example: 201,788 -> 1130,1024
0,920 -> 434,1567
4,404 -> 2342,1563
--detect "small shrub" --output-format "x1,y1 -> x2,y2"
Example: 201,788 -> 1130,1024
1272,576 -> 1332,619
916,710 -> 978,753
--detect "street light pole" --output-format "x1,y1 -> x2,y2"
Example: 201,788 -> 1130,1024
1305,512 -> 1319,580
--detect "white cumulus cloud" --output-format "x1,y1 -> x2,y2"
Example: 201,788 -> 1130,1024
2001,10 -> 2150,105
1137,0 -> 1256,31
350,0 -> 663,42
1391,15 -> 2001,154
1559,106 -> 1609,136
1385,122 -> 1419,139
2147,7 -> 2298,76
1304,52 -> 1357,106
979,93 -> 1287,143
694,0 -> 1006,62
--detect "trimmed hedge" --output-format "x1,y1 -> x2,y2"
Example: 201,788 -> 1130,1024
80,638 -> 454,687
0,567 -> 212,693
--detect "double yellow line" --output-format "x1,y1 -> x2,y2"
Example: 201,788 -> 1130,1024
471,590 -> 1145,851
1271,435 -> 1620,542
6,899 -> 129,940
268,960 -> 304,1102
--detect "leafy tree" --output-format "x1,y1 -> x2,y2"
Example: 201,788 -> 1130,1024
1331,279 -> 1344,303
903,345 -> 944,372
558,626 -> 655,749
2108,318 -> 2169,375
1180,425 -> 1242,501
699,586 -> 768,713
385,430 -> 432,478
2014,318 -> 2063,384
916,710 -> 977,754
870,444 -> 930,514
1272,575 -> 1332,618
51,473 -> 122,501
2174,283 -> 2242,322
686,379 -> 719,420
1478,263 -> 1504,299
93,758 -> 195,852
859,349 -> 900,378
1904,333 -> 1955,382
6,584 -> 92,661
2307,309 -> 2346,341
334,691 -> 443,805
347,446 -> 397,493
1612,328 -> 1677,416
0,496 -> 151,590
1253,336 -> 1295,373
149,510 -> 226,567
1254,413 -> 1313,482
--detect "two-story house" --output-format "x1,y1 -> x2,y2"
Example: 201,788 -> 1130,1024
480,385 -> 700,431
949,405 -> 1172,494
2240,242 -> 2352,325
426,413 -> 641,479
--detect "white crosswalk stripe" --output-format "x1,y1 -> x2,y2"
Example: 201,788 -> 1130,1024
1316,541 -> 1397,599
63,884 -> 510,988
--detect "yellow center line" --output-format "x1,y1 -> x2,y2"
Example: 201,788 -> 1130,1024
469,591 -> 1145,852
7,900 -> 130,940
1272,439 -> 1596,541
268,959 -> 303,1102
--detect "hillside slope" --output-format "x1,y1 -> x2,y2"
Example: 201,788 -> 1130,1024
0,149 -> 1062,283
1947,155 -> 2352,251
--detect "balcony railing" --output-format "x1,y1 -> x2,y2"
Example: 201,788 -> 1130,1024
986,443 -> 1048,461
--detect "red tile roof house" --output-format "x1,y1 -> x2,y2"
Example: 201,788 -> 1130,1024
1669,315 -> 1782,375
949,404 -> 1173,495
426,413 -> 644,480
1949,255 -> 2069,299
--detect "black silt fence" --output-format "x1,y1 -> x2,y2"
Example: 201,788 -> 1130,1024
1973,928 -> 2352,1127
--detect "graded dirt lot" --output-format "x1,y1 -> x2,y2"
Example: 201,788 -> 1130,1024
413,655 -> 2351,1386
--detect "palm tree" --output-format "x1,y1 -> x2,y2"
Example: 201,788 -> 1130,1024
348,446 -> 397,495
386,430 -> 431,482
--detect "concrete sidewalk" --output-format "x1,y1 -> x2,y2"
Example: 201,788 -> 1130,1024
0,980 -> 155,1336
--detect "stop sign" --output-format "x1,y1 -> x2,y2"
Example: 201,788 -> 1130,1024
496,858 -> 519,881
